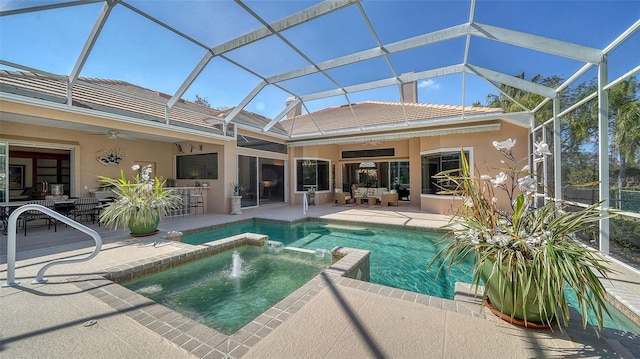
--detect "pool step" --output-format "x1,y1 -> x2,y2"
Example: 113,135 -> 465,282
283,246 -> 315,254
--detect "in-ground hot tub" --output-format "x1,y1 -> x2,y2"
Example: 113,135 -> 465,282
122,243 -> 331,335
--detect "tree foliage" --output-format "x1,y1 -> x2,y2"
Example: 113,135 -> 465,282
484,72 -> 562,125
194,94 -> 211,108
485,73 -> 640,189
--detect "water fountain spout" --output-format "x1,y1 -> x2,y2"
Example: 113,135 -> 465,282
230,250 -> 244,278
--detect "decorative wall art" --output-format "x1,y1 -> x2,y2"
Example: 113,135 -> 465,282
9,164 -> 25,190
97,148 -> 127,166
175,143 -> 204,153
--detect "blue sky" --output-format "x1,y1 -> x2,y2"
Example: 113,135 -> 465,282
1,0 -> 638,119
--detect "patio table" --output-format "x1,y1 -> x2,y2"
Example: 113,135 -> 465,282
1,200 -> 78,234
54,200 -> 76,217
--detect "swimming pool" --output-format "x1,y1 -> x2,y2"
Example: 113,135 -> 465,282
184,221 -> 470,299
183,220 -> 640,334
123,244 -> 330,335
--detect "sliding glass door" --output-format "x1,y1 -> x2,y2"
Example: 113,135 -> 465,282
390,161 -> 410,200
238,155 -> 257,208
0,142 -> 7,203
238,155 -> 286,208
259,158 -> 285,205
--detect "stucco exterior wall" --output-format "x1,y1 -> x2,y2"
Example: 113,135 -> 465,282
419,121 -> 529,214
1,118 -> 231,214
288,120 -> 528,214
289,144 -> 341,206
1,121 -> 174,196
2,101 -> 529,216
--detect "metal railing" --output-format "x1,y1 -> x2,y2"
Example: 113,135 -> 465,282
3,204 -> 102,287
303,192 -> 309,216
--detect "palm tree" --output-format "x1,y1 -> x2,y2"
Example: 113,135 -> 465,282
484,73 -> 639,191
561,77 -> 639,197
484,72 -> 538,111
484,73 -> 561,125
609,77 -> 640,188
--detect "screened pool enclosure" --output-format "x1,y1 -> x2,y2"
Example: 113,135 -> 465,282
1,0 -> 639,268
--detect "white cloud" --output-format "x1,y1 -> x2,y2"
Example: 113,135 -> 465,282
418,79 -> 440,90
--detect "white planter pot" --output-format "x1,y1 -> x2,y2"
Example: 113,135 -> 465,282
230,195 -> 242,215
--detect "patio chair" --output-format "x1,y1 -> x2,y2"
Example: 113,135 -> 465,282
71,197 -> 99,224
380,190 -> 399,207
334,189 -> 353,205
21,200 -> 57,236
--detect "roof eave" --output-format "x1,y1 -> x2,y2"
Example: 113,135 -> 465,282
288,123 -> 502,147
0,91 -> 235,142
287,111 -> 508,141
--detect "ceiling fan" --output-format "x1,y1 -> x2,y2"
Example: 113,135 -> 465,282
105,130 -> 119,140
91,130 -> 132,140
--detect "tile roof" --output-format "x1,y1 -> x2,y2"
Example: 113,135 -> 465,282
280,100 -> 503,136
1,71 -> 503,140
0,71 -> 288,137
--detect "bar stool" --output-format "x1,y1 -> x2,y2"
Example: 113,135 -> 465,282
170,188 -> 184,216
189,188 -> 204,215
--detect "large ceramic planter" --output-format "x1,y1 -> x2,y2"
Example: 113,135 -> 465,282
128,211 -> 160,236
480,259 -> 555,326
230,195 -> 242,215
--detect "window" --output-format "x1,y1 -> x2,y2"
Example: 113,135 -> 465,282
296,159 -> 330,191
421,151 -> 469,194
176,153 -> 218,179
237,135 -> 287,154
342,148 -> 394,158
390,161 -> 409,190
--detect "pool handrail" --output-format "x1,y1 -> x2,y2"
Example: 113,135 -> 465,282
303,192 -> 308,215
2,204 -> 103,287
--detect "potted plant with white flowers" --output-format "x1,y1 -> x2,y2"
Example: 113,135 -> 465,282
428,139 -> 615,330
99,164 -> 182,236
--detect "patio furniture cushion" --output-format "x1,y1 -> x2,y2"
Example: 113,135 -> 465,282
334,189 -> 353,205
381,192 -> 399,206
353,187 -> 387,199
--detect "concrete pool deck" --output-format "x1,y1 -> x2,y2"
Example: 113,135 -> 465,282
1,202 -> 639,358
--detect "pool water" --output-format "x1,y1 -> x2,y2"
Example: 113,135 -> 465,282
185,221 -> 471,299
183,220 -> 640,334
123,245 -> 330,335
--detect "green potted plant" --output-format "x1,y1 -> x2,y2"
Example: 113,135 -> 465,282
428,139 -> 615,330
98,164 -> 182,236
230,182 -> 242,215
231,182 -> 242,196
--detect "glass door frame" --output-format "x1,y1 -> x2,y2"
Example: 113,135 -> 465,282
238,154 -> 287,209
1,142 -> 7,203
